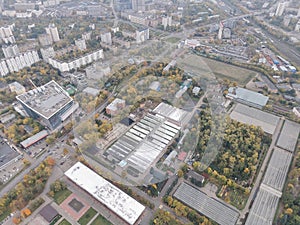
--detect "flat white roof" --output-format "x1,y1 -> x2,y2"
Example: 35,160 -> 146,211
16,80 -> 73,119
65,162 -> 145,225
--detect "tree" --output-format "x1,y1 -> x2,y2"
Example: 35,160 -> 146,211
12,217 -> 21,224
285,208 -> 293,215
21,208 -> 31,218
45,157 -> 55,167
177,169 -> 184,178
63,148 -> 69,156
45,135 -> 55,145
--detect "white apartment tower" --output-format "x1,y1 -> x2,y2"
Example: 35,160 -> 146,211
100,32 -> 112,45
132,0 -> 145,12
46,24 -> 60,42
218,21 -> 224,40
162,16 -> 172,30
136,28 -> 149,44
2,45 -> 19,58
275,2 -> 288,16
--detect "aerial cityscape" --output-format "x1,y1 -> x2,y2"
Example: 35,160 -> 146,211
0,0 -> 299,225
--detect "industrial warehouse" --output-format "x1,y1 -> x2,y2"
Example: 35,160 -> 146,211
65,162 -> 146,225
104,102 -> 187,182
245,119 -> 300,225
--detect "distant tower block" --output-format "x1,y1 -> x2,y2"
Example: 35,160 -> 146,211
45,24 -> 60,42
275,2 -> 288,17
295,20 -> 300,32
297,7 -> 300,17
218,21 -> 224,40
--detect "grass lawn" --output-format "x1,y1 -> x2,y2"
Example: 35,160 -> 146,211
165,37 -> 181,43
78,207 -> 97,225
90,214 -> 113,225
177,54 -> 257,85
53,189 -> 72,205
58,219 -> 72,225
0,210 -> 10,222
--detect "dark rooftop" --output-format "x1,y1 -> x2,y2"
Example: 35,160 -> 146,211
188,170 -> 205,183
120,117 -> 134,126
39,204 -> 58,223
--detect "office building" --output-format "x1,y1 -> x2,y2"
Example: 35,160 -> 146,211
16,80 -> 78,129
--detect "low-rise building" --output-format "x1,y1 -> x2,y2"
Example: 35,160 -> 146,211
75,39 -> 87,50
226,87 -> 269,109
9,81 -> 26,95
106,98 -> 125,115
293,107 -> 300,117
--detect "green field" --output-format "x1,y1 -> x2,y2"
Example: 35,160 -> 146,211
177,54 -> 257,85
53,189 -> 72,205
165,37 -> 181,43
58,219 -> 72,225
78,207 -> 98,225
90,214 -> 113,225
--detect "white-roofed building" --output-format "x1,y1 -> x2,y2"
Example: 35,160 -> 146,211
153,102 -> 189,125
16,80 -> 77,129
106,98 -> 125,116
65,162 -> 145,225
227,87 -> 269,109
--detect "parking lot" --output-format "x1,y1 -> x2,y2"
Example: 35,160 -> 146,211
0,137 -> 24,185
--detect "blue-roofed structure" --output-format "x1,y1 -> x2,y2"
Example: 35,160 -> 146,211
227,87 -> 269,109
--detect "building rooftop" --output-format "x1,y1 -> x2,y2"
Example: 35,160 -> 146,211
20,130 -> 48,148
106,98 -> 125,112
245,187 -> 280,225
16,80 -> 73,119
230,104 -> 280,134
174,182 -> 239,225
39,204 -> 58,223
65,162 -> 145,225
153,102 -> 189,124
82,87 -> 100,97
227,87 -> 269,107
262,148 -> 293,192
177,151 -> 187,161
106,113 -> 180,175
0,137 -> 20,168
149,81 -> 160,91
276,120 -> 300,152
187,170 -> 205,183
